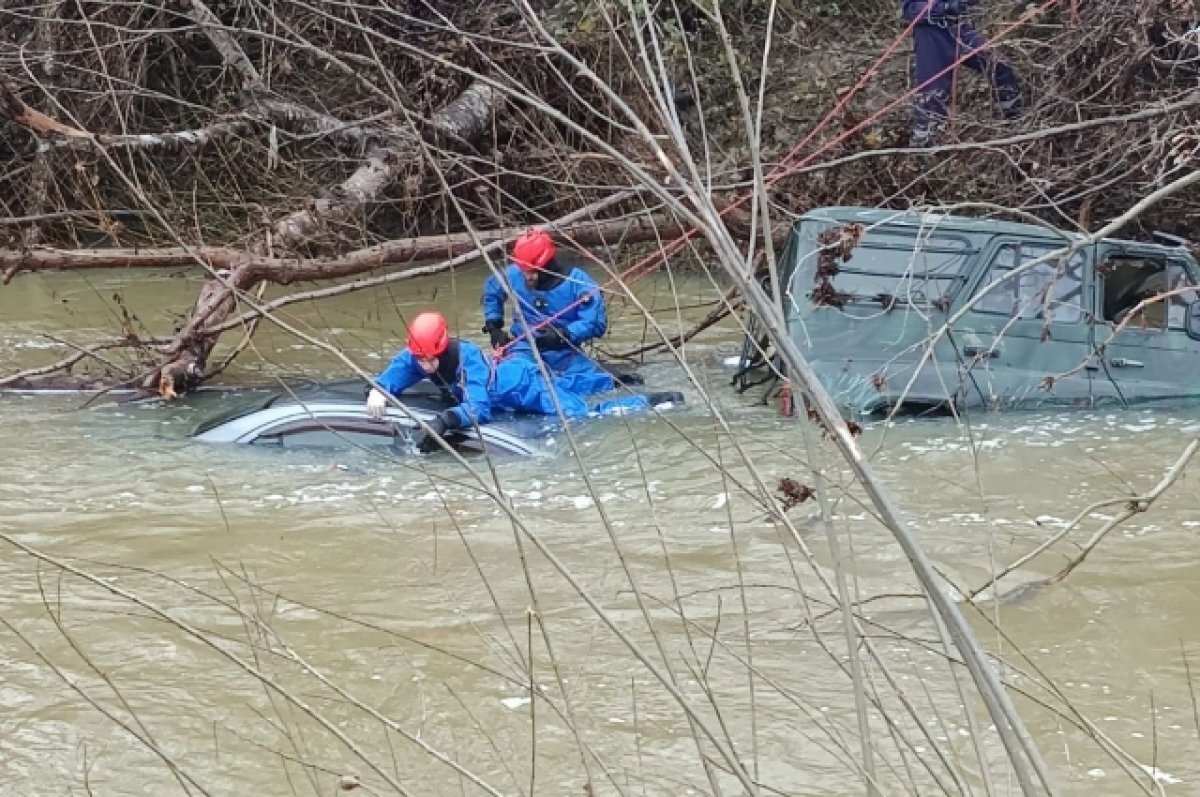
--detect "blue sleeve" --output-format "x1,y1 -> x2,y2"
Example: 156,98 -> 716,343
376,350 -> 425,396
482,270 -> 509,325
449,343 -> 494,427
562,269 -> 608,344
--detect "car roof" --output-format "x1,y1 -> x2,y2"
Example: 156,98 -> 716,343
192,379 -> 449,435
796,206 -> 1177,252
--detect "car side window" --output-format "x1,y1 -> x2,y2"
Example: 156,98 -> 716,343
249,418 -> 404,448
975,243 -> 1084,323
1097,255 -> 1200,331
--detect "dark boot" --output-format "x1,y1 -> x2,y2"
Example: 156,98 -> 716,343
645,391 -> 684,407
612,371 -> 645,387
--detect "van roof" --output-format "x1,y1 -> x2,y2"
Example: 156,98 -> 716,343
795,206 -> 1171,251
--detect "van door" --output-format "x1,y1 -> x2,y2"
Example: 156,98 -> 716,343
1092,245 -> 1200,404
958,239 -> 1093,408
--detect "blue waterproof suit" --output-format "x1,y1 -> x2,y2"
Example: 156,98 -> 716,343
482,262 -> 616,396
376,339 -> 647,426
901,0 -> 1021,145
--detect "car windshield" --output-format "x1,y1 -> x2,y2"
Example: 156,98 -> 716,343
190,392 -> 276,436
795,224 -> 973,311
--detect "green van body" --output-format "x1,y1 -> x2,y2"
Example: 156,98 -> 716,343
760,206 -> 1200,416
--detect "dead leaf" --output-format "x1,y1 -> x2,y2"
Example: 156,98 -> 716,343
158,371 -> 177,400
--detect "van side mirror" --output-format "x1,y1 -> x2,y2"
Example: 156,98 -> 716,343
1186,301 -> 1200,341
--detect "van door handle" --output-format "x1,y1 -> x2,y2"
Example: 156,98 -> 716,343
1110,358 -> 1144,368
963,344 -> 1000,359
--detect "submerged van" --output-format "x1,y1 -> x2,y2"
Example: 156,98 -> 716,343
734,206 -> 1200,416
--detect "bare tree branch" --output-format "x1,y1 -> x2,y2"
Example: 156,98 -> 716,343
0,77 -> 90,139
271,80 -> 502,248
171,0 -> 262,88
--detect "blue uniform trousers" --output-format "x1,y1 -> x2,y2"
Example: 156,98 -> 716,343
911,19 -> 1021,143
491,355 -> 646,419
504,341 -> 616,397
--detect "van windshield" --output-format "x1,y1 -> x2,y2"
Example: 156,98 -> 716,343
799,226 -> 973,310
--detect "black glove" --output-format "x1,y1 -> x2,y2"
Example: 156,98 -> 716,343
533,325 -> 571,351
612,371 -> 644,387
483,319 -> 511,349
413,411 -> 461,453
413,416 -> 446,453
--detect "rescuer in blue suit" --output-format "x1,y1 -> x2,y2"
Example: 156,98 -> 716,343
367,312 -> 677,452
482,229 -> 623,397
902,0 -> 1022,147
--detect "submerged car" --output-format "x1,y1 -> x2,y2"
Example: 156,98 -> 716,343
191,375 -> 682,456
191,380 -> 548,456
734,206 -> 1200,416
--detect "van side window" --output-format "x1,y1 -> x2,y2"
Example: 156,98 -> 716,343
975,244 -> 1084,323
1102,257 -> 1199,330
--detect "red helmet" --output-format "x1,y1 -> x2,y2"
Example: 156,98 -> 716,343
511,229 -> 556,273
406,312 -> 450,358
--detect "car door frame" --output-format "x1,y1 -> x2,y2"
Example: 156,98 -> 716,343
953,234 -> 1096,408
1092,242 -> 1200,405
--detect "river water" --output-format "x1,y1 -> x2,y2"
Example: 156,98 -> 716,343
2,266 -> 1199,796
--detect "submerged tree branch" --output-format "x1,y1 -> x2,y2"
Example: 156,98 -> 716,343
614,284 -> 744,358
0,339 -> 147,388
971,435 -> 1200,602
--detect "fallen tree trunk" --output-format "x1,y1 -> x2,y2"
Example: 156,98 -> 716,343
0,197 -> 710,391
1,191 -> 775,393
1,209 -> 688,283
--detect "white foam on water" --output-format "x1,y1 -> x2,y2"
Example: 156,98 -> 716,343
11,338 -> 58,350
1140,765 -> 1182,785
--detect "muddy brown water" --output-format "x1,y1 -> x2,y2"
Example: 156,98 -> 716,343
2,267 -> 1199,796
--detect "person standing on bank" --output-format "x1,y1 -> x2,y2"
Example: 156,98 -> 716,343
481,229 -> 623,397
902,0 -> 1022,147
